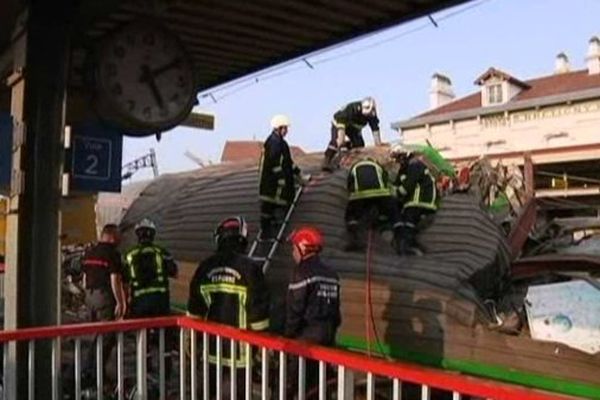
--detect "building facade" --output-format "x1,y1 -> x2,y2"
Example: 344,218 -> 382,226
393,36 -> 600,211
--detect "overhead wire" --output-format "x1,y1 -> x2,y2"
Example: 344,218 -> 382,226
197,0 -> 494,105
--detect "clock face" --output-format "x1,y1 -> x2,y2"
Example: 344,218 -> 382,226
96,20 -> 196,134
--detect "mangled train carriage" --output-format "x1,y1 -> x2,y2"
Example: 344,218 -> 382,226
120,149 -> 600,399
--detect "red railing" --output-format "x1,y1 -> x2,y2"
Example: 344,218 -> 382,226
0,316 -> 574,400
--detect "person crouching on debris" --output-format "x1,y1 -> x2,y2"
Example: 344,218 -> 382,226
258,114 -> 302,240
344,157 -> 403,253
187,216 -> 270,399
390,144 -> 438,256
322,96 -> 382,171
285,226 -> 341,396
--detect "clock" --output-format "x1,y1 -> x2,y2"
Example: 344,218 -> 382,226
95,19 -> 196,136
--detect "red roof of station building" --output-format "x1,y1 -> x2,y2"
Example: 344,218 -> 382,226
221,140 -> 305,162
419,69 -> 600,118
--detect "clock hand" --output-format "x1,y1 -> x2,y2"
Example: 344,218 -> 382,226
151,58 -> 181,77
140,65 -> 165,109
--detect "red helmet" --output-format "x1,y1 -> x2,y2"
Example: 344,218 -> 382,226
288,226 -> 323,256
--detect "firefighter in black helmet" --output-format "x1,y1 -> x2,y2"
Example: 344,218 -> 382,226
188,216 -> 270,399
322,97 -> 382,171
258,114 -> 302,239
345,157 -> 403,253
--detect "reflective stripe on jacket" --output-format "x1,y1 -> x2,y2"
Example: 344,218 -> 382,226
124,244 -> 174,298
258,131 -> 297,206
394,159 -> 438,210
347,159 -> 391,200
187,252 -> 270,368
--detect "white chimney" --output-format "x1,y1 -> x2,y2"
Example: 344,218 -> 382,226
586,36 -> 600,75
554,52 -> 571,74
429,73 -> 455,110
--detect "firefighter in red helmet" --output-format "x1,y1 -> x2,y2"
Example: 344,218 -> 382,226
285,226 -> 341,396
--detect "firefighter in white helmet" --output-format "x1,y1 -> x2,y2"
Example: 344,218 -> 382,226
322,97 -> 382,171
258,114 -> 301,239
390,144 -> 438,256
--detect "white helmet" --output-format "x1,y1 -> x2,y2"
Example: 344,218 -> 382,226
361,97 -> 376,116
270,114 -> 291,129
134,218 -> 156,232
390,143 -> 411,159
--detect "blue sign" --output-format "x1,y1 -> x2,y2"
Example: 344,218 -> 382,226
70,121 -> 122,193
0,113 -> 12,189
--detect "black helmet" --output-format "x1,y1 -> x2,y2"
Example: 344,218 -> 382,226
214,216 -> 248,249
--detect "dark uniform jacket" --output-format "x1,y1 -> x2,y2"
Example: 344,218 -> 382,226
259,132 -> 299,206
333,101 -> 379,133
394,158 -> 437,211
347,159 -> 392,201
81,242 -> 122,290
124,243 -> 177,300
188,251 -> 270,367
285,256 -> 341,346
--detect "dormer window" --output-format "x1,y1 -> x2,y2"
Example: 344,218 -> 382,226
475,67 -> 530,107
487,84 -> 503,104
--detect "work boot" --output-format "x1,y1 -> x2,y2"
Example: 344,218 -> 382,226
321,149 -> 337,172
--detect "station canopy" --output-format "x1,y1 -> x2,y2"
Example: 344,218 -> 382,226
0,0 -> 467,91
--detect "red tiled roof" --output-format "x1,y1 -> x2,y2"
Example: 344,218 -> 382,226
419,69 -> 600,118
220,140 -> 305,162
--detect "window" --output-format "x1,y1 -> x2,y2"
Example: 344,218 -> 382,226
487,84 -> 503,104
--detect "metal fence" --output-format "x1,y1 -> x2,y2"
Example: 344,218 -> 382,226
0,316 -> 574,400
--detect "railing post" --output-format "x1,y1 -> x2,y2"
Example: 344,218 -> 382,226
180,328 -> 187,400
117,332 -> 124,400
159,328 -> 166,400
392,378 -> 401,400
28,341 -> 34,400
203,332 -> 209,400
337,365 -> 354,400
366,372 -> 375,400
279,351 -> 287,400
298,356 -> 306,400
75,339 -> 82,400
244,342 -> 252,400
97,335 -> 104,400
261,347 -> 269,400
190,329 -> 197,400
318,361 -> 326,400
137,329 -> 148,400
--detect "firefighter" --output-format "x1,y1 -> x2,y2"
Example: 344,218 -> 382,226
322,97 -> 382,171
187,216 -> 270,399
390,144 -> 438,256
259,114 -> 302,239
81,224 -> 126,385
345,157 -> 403,253
123,218 -> 178,377
285,226 -> 341,396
